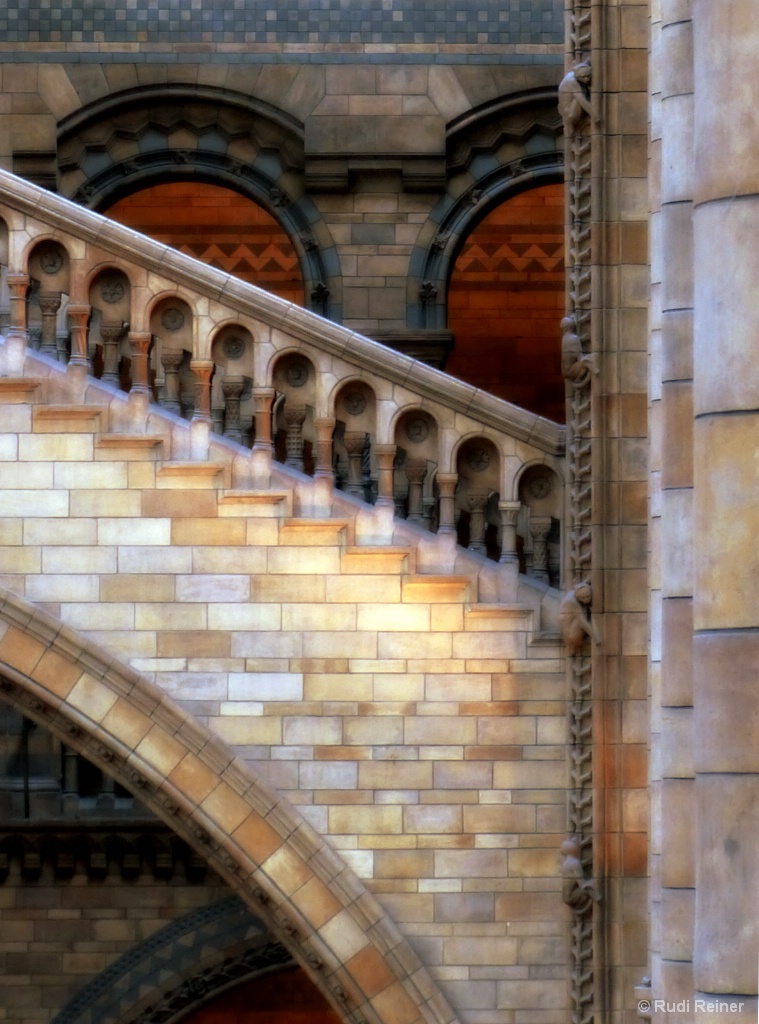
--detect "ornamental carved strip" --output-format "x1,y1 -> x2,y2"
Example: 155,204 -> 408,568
564,2 -> 596,1024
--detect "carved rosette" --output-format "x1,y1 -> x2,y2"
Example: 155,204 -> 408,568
564,3 -> 597,1023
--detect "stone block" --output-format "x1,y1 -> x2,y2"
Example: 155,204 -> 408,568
70,490 -> 141,517
42,546 -> 117,574
207,603 -> 281,630
282,603 -> 357,631
403,804 -> 462,834
378,633 -> 452,658
359,761 -> 432,790
19,434 -> 93,461
423,674 -> 491,702
694,414 -> 759,629
267,546 -> 341,575
304,673 -> 372,701
193,546 -> 268,573
329,805 -> 402,835
228,672 -> 303,702
695,774 -> 759,994
404,717 -> 477,745
300,761 -> 358,790
661,778 -> 695,888
175,574 -> 250,603
462,805 -> 536,834
283,717 -> 342,746
344,717 -> 403,745
694,630 -> 759,773
493,761 -> 566,789
433,762 -> 492,790
98,517 -> 171,545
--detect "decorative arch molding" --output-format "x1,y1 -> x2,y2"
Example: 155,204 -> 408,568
52,896 -> 295,1024
407,90 -> 563,330
0,588 -> 460,1024
55,85 -> 340,320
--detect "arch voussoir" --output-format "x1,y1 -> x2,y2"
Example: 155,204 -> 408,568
0,587 -> 459,1024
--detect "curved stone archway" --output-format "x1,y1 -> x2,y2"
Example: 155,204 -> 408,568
0,588 -> 460,1024
56,84 -> 341,321
51,896 -> 295,1024
406,90 -> 563,332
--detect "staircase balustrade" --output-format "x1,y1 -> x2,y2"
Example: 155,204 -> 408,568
0,168 -> 566,583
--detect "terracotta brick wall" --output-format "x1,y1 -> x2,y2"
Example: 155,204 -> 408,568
106,183 -> 305,306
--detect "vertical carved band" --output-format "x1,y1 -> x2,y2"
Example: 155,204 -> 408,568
564,2 -> 596,1023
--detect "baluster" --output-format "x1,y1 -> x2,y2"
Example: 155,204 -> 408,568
101,321 -> 124,383
405,458 -> 428,524
67,304 -> 90,369
211,404 -> 225,436
436,473 -> 458,534
374,444 -> 396,509
221,376 -> 245,442
529,515 -> 552,582
191,360 -> 214,421
343,431 -> 367,498
38,290 -> 61,357
467,491 -> 489,554
498,500 -> 522,565
160,350 -> 183,412
314,417 -> 335,480
28,323 -> 42,351
252,387 -> 275,453
128,331 -> 152,395
284,404 -> 307,470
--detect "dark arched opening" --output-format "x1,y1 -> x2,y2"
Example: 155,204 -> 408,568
446,183 -> 565,423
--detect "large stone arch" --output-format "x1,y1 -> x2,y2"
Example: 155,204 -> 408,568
407,89 -> 563,331
0,587 -> 459,1024
56,84 -> 341,320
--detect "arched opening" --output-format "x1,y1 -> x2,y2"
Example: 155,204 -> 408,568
181,966 -> 341,1024
446,183 -> 565,423
104,182 -> 305,306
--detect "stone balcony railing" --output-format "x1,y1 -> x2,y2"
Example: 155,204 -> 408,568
0,167 -> 566,588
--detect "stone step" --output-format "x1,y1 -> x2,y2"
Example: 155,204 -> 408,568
32,404 -> 109,432
464,604 -> 536,630
0,378 -> 41,403
340,546 -> 413,574
95,434 -> 165,461
278,518 -> 353,547
217,490 -> 292,518
156,461 -> 229,489
401,575 -> 472,603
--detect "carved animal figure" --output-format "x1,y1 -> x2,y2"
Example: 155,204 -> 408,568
561,835 -> 599,914
558,62 -> 597,137
559,582 -> 601,656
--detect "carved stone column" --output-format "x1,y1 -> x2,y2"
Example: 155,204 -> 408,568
221,376 -> 245,442
436,473 -> 458,534
38,291 -> 61,358
160,350 -> 183,413
28,324 -> 42,351
498,500 -> 521,564
314,417 -> 336,479
128,331 -> 152,395
101,321 -> 124,384
374,444 -> 396,508
66,304 -> 91,369
467,491 -> 489,554
284,404 -> 307,471
252,387 -> 275,452
343,431 -> 367,498
190,360 -> 214,421
6,273 -> 28,337
405,458 -> 428,523
529,515 -> 551,582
